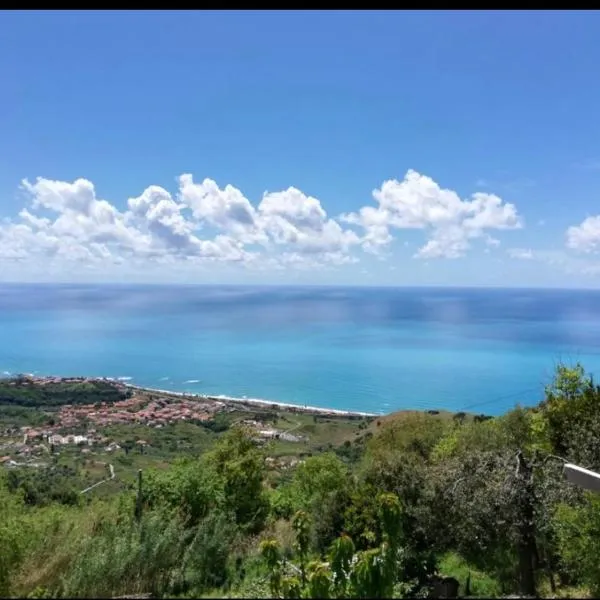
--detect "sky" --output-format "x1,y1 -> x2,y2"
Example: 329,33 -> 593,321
2,10 -> 600,288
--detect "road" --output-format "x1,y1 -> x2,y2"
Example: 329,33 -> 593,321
283,420 -> 301,435
80,463 -> 115,495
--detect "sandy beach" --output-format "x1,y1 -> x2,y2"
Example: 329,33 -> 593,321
122,382 -> 378,418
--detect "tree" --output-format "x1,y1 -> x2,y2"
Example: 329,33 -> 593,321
355,445 -> 439,589
143,459 -> 222,527
430,403 -> 580,598
261,493 -> 408,599
292,453 -> 349,508
205,426 -> 270,533
122,439 -> 135,456
553,493 -> 600,595
540,363 -> 600,459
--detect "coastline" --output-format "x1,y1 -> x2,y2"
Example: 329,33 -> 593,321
123,382 -> 378,418
0,373 -> 378,417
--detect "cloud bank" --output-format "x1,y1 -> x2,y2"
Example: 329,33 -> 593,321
0,170 -> 524,276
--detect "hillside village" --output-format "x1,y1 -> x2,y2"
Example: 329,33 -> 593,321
0,376 -> 315,468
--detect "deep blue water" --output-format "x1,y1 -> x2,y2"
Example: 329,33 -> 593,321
1,284 -> 600,415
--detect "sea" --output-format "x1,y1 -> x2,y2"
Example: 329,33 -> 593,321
1,283 -> 600,416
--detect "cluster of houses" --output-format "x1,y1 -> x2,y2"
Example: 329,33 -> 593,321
0,426 -> 150,466
0,378 -> 317,471
57,394 -> 225,429
0,391 -> 230,468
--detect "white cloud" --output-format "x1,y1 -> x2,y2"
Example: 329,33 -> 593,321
341,169 -> 521,259
0,170 -> 525,278
505,246 -> 600,279
177,175 -> 265,244
507,248 -> 535,260
560,215 -> 600,279
0,174 -> 363,273
257,187 -> 360,254
566,216 -> 600,254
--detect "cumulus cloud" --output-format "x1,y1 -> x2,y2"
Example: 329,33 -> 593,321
341,169 -> 522,259
0,170 -> 524,276
0,175 -> 363,271
566,216 -> 600,254
258,188 -> 360,255
177,175 -> 265,244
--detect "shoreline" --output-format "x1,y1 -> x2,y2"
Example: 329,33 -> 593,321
122,382 -> 378,418
0,373 -> 377,418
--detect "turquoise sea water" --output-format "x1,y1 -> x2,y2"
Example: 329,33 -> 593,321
1,284 -> 600,415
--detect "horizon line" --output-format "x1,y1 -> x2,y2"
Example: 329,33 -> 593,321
1,280 -> 600,292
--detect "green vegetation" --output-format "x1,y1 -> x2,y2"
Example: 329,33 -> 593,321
5,465 -> 80,507
0,377 -> 129,407
3,363 -> 600,597
0,404 -> 53,428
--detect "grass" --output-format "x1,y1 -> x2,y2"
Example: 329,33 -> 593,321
214,407 -> 370,460
268,413 -> 369,457
8,498 -> 120,596
367,408 -> 470,431
438,552 -> 501,597
537,581 -> 592,598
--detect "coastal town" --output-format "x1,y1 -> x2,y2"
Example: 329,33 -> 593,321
0,374 -> 366,469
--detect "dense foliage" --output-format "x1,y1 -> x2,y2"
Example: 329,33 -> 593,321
2,363 -> 600,598
0,378 -> 130,408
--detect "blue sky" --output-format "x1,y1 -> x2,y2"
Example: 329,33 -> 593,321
2,10 -> 600,287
